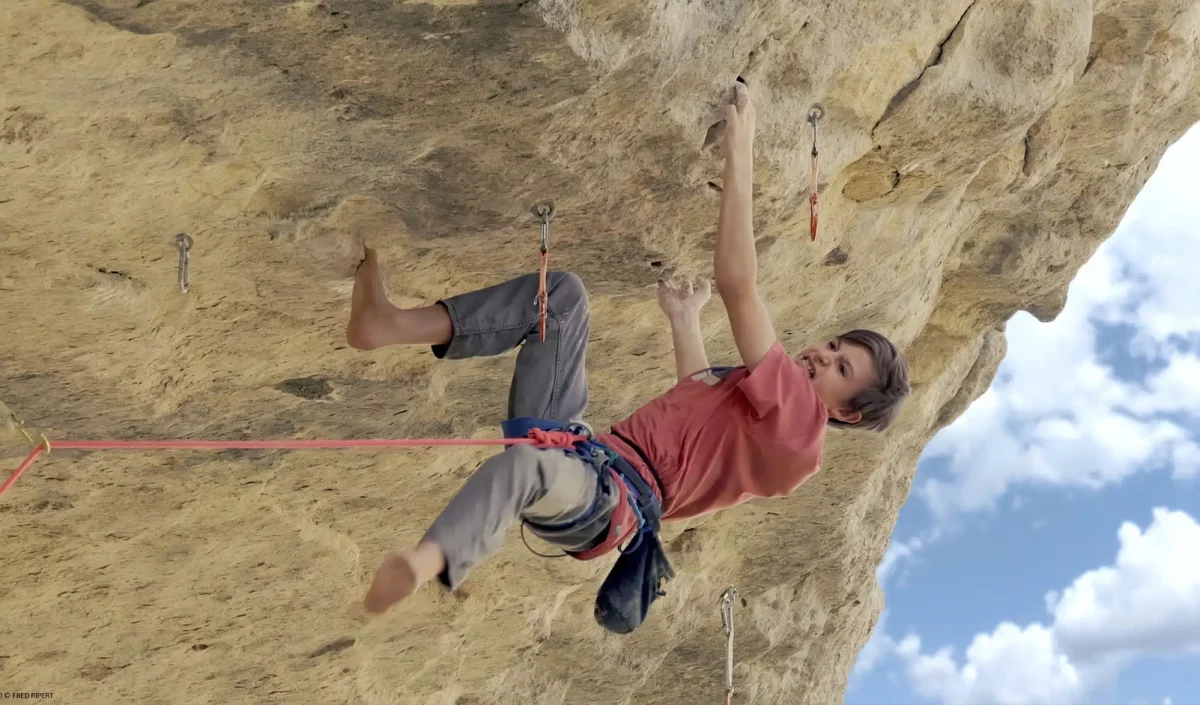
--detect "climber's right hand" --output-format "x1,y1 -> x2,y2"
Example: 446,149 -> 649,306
721,81 -> 755,167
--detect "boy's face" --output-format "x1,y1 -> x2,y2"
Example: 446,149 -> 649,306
795,337 -> 877,425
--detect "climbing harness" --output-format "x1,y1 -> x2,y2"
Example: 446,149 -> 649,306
531,200 -> 555,342
503,417 -> 674,635
807,103 -> 824,241
502,416 -> 663,553
719,585 -> 740,704
176,233 -> 194,294
519,521 -> 569,559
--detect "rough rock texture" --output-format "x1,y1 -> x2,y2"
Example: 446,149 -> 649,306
1,0 -> 1197,703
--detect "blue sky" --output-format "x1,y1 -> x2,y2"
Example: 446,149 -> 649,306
848,121 -> 1200,705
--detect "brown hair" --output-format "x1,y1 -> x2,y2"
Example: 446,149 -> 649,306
827,329 -> 911,432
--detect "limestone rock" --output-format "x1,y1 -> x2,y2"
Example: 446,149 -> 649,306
1,0 -> 1197,703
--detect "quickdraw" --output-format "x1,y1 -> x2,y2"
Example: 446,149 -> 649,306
176,233 -> 194,293
719,585 -> 740,704
531,200 -> 555,341
807,103 -> 824,241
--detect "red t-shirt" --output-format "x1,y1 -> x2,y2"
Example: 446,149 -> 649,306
572,341 -> 828,561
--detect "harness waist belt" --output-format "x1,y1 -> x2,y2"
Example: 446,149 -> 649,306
500,417 -> 664,536
610,429 -> 664,505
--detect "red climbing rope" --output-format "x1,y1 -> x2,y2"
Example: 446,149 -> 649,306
1,444 -> 46,499
809,152 -> 819,241
0,428 -> 589,500
539,248 -> 549,342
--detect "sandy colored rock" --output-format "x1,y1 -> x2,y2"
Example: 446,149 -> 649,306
1,0 -> 1197,703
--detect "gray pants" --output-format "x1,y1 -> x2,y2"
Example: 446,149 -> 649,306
422,272 -> 619,590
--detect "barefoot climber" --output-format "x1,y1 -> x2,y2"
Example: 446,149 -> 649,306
351,82 -> 911,631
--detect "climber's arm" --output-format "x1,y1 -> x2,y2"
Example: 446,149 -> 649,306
667,309 -> 710,382
658,279 -> 712,381
715,81 -> 778,372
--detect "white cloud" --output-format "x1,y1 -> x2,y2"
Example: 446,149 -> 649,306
1133,353 -> 1200,417
901,623 -> 1086,705
878,535 -> 925,584
916,123 -> 1200,521
1052,508 -> 1200,663
886,509 -> 1200,705
876,524 -> 952,587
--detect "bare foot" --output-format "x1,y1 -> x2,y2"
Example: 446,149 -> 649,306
345,248 -> 453,350
363,543 -> 447,614
346,248 -> 400,350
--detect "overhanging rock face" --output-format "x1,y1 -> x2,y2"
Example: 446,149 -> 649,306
1,1 -> 1197,703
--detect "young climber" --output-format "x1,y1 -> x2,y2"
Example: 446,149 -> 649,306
351,81 -> 911,624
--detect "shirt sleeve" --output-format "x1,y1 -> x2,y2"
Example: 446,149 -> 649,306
737,342 -> 810,416
737,341 -> 828,438
736,342 -> 829,493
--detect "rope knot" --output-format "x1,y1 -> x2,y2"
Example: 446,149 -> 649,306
527,428 -> 587,449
